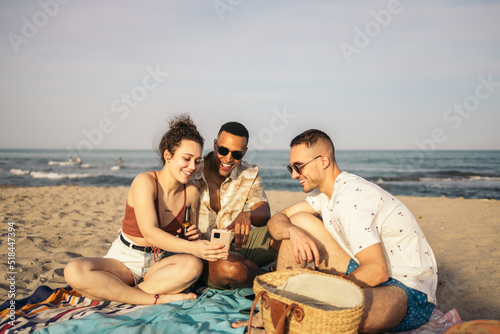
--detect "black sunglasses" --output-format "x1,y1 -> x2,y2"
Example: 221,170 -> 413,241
287,155 -> 322,174
217,144 -> 245,160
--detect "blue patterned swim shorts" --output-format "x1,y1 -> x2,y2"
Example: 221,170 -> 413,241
346,259 -> 434,332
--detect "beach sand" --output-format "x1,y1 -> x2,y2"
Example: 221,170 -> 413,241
1,186 -> 499,321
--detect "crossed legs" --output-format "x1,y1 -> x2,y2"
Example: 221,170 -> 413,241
64,254 -> 202,305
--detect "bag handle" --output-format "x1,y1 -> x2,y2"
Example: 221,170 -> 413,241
248,291 -> 268,334
273,302 -> 303,334
247,290 -> 305,334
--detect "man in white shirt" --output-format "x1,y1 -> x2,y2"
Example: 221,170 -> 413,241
267,129 -> 438,333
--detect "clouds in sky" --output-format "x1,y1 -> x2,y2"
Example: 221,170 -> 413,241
1,0 -> 499,152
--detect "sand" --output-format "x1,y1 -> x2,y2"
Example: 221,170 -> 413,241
1,186 -> 499,321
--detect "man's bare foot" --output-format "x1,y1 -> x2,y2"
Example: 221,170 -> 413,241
156,292 -> 197,304
231,311 -> 264,329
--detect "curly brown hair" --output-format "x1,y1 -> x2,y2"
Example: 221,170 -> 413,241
158,114 -> 204,165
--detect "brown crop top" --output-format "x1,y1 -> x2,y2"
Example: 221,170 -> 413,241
122,171 -> 186,238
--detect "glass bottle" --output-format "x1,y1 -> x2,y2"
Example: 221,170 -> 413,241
180,206 -> 191,240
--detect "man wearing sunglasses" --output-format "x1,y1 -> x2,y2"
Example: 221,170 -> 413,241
266,129 -> 438,333
193,121 -> 277,289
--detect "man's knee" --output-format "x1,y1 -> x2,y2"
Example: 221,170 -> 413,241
209,252 -> 257,287
218,253 -> 251,280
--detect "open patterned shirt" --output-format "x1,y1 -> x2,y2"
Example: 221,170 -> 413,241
192,151 -> 268,240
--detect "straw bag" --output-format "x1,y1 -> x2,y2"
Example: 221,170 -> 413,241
248,269 -> 364,334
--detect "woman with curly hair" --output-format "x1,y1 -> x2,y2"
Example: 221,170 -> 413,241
64,114 -> 228,304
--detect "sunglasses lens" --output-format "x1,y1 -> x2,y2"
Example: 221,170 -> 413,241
289,165 -> 301,174
218,146 -> 229,156
232,151 -> 243,160
217,144 -> 244,160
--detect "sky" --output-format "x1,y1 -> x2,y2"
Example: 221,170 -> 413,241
1,0 -> 499,154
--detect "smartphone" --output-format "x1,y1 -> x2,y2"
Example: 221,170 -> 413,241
210,229 -> 232,250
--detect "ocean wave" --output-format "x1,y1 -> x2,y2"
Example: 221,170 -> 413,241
10,168 -> 31,175
48,161 -> 80,166
29,171 -> 100,180
420,176 -> 500,182
467,176 -> 500,181
375,175 -> 500,184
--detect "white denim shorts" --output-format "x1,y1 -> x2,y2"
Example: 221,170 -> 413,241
104,232 -> 175,285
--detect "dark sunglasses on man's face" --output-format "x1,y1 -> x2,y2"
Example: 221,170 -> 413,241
287,155 -> 322,174
217,144 -> 245,160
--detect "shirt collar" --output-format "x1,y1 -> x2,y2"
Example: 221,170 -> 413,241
194,151 -> 243,183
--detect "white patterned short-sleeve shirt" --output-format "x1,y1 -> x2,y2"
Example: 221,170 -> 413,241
193,152 -> 268,240
306,172 -> 438,305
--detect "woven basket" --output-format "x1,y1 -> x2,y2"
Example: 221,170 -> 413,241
249,269 -> 364,334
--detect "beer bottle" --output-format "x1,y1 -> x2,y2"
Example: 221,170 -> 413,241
180,206 -> 191,240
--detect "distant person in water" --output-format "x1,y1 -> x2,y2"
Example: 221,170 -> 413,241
64,114 -> 228,305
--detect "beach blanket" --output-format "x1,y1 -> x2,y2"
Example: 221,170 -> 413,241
0,284 -> 463,334
0,285 -> 254,334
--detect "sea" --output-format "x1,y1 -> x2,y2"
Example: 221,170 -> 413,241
1,149 -> 500,200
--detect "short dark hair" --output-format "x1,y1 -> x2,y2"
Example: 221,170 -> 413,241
218,121 -> 249,141
290,129 -> 335,159
158,113 -> 204,164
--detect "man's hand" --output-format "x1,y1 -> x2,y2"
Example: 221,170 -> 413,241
226,211 -> 252,250
288,225 -> 321,266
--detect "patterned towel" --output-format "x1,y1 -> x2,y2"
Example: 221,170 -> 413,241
0,285 -> 254,334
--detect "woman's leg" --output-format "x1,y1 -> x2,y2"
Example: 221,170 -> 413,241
64,257 -> 195,304
139,254 -> 203,301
